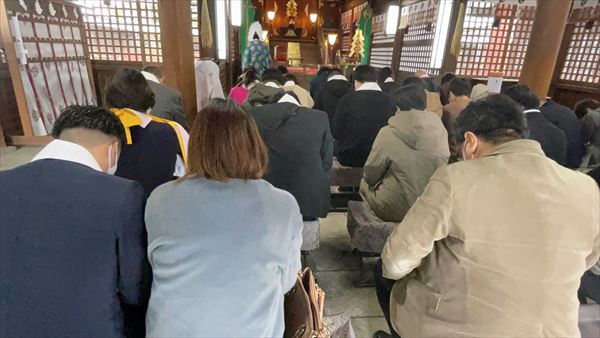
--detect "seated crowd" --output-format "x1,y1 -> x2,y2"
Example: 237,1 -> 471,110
0,64 -> 599,338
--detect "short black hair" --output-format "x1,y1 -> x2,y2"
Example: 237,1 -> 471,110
52,105 -> 126,145
327,68 -> 343,77
401,76 -> 427,88
284,73 -> 298,84
261,68 -> 284,85
277,65 -> 289,75
391,85 -> 426,111
353,65 -> 377,83
317,66 -> 331,76
449,78 -> 472,97
105,68 -> 155,112
378,67 -> 393,84
574,99 -> 600,119
454,94 -> 525,144
441,72 -> 457,85
142,65 -> 163,79
502,84 -> 540,110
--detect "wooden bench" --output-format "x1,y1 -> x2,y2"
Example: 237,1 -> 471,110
329,159 -> 363,211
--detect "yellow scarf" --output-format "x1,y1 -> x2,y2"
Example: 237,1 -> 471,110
111,108 -> 188,164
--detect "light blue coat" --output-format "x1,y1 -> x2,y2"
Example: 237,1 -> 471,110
145,178 -> 303,337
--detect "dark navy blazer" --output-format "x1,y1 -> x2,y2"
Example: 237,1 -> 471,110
115,120 -> 180,199
0,160 -> 148,338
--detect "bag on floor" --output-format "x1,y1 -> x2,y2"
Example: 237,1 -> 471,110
284,268 -> 329,338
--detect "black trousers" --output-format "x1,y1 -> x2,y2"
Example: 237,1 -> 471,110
374,259 -> 402,338
578,270 -> 600,304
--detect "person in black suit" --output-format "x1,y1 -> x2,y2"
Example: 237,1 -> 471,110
333,65 -> 396,167
141,66 -> 190,130
503,85 -> 567,166
0,106 -> 148,338
378,67 -> 401,94
250,92 -> 334,221
106,68 -> 189,199
540,99 -> 585,168
314,68 -> 354,132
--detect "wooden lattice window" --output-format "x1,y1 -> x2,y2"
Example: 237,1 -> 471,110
456,1 -> 536,79
559,20 -> 600,85
79,0 -> 161,62
397,1 -> 440,75
370,13 -> 395,68
191,0 -> 200,59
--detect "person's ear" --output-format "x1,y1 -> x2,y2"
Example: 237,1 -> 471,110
462,131 -> 479,160
354,80 -> 361,89
110,141 -> 120,163
449,92 -> 456,101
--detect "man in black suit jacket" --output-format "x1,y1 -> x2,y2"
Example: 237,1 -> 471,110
333,65 -> 396,167
142,66 -> 190,130
504,85 -> 568,166
540,99 -> 585,168
0,106 -> 148,338
313,68 -> 354,131
378,67 -> 401,94
251,92 -> 334,221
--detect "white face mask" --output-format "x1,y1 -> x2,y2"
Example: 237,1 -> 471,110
107,143 -> 119,175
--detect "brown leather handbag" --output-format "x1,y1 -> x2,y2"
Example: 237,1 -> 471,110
284,268 -> 329,338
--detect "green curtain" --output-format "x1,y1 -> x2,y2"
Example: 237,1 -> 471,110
240,0 -> 255,54
358,4 -> 373,65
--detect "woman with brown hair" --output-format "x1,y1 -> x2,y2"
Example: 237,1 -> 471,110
144,98 -> 303,337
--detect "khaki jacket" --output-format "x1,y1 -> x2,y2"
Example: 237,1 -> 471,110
283,83 -> 315,108
382,139 -> 600,337
442,96 -> 471,130
426,91 -> 443,118
360,109 -> 449,222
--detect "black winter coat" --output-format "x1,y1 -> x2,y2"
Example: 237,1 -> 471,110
250,102 -> 334,219
540,100 -> 585,168
333,90 -> 396,167
314,79 -> 354,129
525,111 -> 568,166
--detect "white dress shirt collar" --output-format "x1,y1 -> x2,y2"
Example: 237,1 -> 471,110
278,93 -> 300,105
328,74 -> 348,82
141,71 -> 160,84
283,80 -> 296,88
384,77 -> 395,83
264,81 -> 281,89
32,139 -> 102,172
356,82 -> 382,91
523,108 -> 541,114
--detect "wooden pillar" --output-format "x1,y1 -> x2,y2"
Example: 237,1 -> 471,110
0,0 -> 33,136
519,0 -> 571,99
440,0 -> 465,75
157,0 -> 197,123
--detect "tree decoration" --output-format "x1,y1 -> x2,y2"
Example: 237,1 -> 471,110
348,28 -> 365,59
286,0 -> 298,18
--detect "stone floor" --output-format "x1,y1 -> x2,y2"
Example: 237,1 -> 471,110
0,146 -> 389,337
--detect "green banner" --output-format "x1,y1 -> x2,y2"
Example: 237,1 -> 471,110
358,4 -> 373,65
240,0 -> 255,54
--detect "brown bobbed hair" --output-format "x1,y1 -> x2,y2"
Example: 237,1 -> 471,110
184,98 -> 268,181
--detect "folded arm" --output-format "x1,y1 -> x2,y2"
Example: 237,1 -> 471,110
363,130 -> 391,186
382,166 -> 452,280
